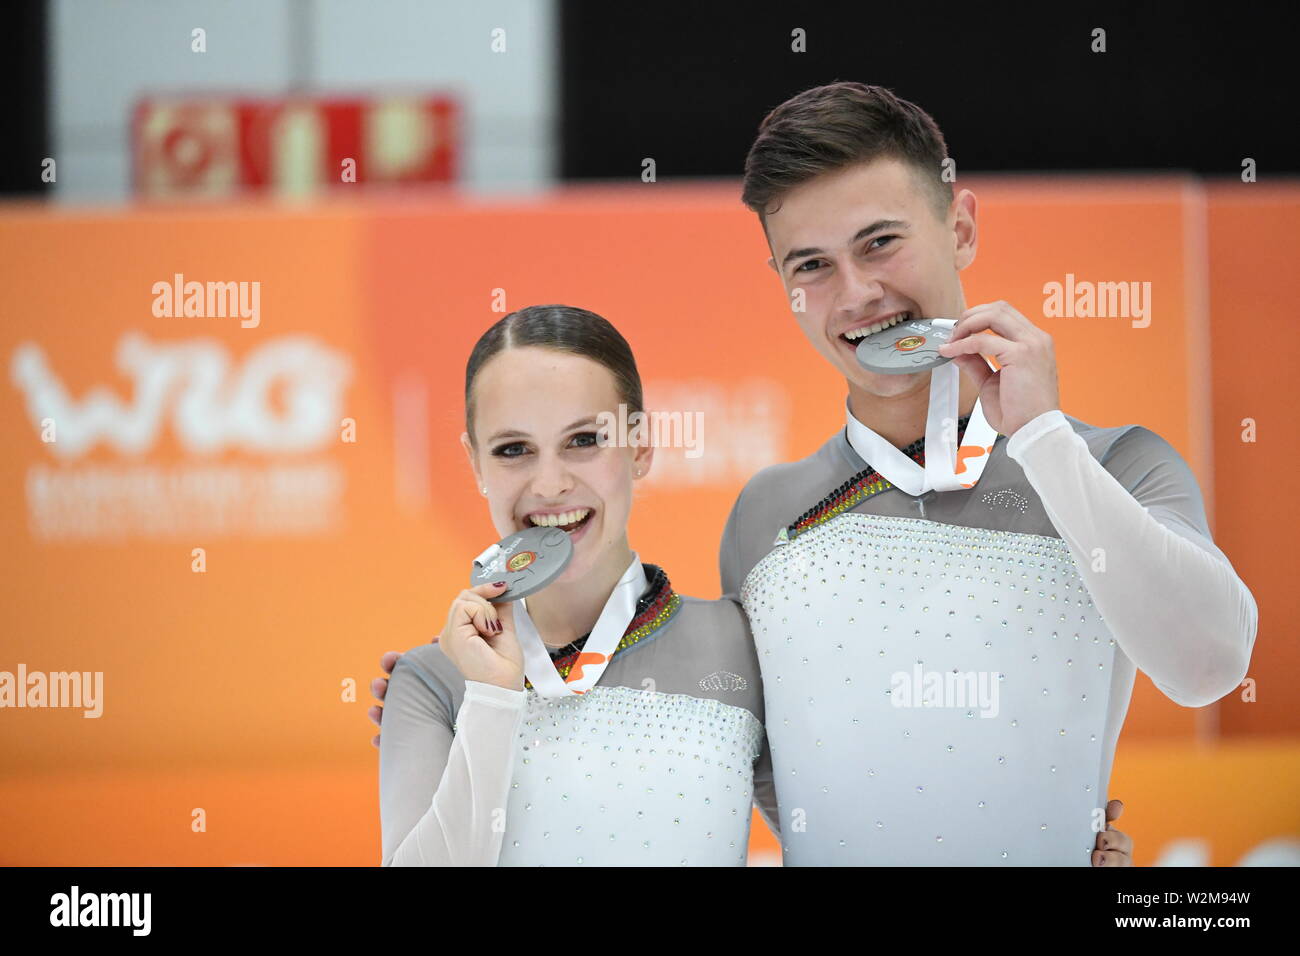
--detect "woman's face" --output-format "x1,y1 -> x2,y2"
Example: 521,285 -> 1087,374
462,346 -> 651,583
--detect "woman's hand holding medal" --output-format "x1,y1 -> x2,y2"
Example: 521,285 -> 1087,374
439,581 -> 525,691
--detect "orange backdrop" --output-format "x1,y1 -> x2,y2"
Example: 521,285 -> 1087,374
0,178 -> 1296,865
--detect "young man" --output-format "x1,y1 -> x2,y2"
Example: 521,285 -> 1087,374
715,82 -> 1256,864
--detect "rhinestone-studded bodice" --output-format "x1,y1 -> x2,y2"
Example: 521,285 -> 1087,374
494,684 -> 764,866
741,512 -> 1121,865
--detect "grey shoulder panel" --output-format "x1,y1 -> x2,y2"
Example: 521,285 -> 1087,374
598,593 -> 764,722
730,430 -> 852,564
1062,413 -> 1145,467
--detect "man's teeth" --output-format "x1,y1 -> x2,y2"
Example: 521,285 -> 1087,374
844,312 -> 911,341
528,508 -> 592,527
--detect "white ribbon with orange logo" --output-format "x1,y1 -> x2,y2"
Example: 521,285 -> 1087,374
513,554 -> 645,697
846,345 -> 998,495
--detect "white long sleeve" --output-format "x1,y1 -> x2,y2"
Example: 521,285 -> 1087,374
1006,409 -> 1258,707
379,664 -> 526,867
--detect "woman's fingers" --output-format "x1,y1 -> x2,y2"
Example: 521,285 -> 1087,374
438,583 -> 526,688
493,598 -> 515,634
457,584 -> 510,633
471,581 -> 510,600
474,582 -> 510,633
447,590 -> 499,638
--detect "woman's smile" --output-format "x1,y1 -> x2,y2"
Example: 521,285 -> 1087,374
522,506 -> 597,544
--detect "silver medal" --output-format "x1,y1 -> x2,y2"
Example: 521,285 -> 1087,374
854,317 -> 957,375
469,525 -> 574,602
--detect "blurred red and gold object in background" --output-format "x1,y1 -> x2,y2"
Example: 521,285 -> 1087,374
133,94 -> 459,198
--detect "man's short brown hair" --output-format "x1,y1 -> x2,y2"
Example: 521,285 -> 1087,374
742,81 -> 953,230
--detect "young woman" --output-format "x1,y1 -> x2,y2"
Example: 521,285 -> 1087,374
375,303 -> 1134,866
378,304 -> 777,866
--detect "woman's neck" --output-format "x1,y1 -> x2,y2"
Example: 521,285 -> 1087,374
524,540 -> 637,647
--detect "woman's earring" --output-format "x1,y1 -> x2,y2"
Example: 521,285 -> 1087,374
480,486 -> 487,495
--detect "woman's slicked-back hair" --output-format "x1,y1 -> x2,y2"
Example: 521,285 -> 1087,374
464,304 -> 644,446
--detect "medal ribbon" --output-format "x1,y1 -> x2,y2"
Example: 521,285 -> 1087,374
846,344 -> 998,495
513,554 -> 645,697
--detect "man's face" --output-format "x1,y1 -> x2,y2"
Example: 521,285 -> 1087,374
762,157 -> 975,398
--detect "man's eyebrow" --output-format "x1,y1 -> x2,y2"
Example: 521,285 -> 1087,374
486,416 -> 601,443
780,219 -> 909,269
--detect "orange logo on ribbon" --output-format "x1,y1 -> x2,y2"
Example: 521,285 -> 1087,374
565,651 -> 608,685
954,443 -> 994,475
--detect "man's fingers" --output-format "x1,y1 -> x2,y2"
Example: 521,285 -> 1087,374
1106,798 -> 1124,823
1092,849 -> 1129,866
1100,824 -> 1134,857
371,733 -> 380,749
367,703 -> 382,727
953,302 -> 1033,343
949,352 -> 995,389
939,329 -> 1016,362
379,650 -> 401,676
370,676 -> 388,701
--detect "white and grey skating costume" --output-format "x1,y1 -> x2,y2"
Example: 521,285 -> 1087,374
379,556 -> 777,866
720,403 -> 1256,865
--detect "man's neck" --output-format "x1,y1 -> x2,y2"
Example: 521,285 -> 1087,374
847,369 -> 980,449
524,542 -> 637,648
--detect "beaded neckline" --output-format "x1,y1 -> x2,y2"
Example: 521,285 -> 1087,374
527,563 -> 680,689
780,415 -> 975,544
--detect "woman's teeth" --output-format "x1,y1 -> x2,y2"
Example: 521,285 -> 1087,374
843,311 -> 912,341
528,508 -> 592,528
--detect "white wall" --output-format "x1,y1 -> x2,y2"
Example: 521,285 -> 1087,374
51,0 -> 558,203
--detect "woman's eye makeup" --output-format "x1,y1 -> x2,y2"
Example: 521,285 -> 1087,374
489,432 -> 602,458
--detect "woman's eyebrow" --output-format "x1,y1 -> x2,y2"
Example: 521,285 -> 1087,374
487,416 -> 601,443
